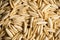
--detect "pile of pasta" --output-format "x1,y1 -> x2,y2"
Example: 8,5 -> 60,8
0,0 -> 60,40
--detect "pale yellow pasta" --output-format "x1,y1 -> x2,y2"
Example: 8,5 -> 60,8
0,0 -> 60,40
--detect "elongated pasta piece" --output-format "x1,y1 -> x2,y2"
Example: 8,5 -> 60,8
24,21 -> 27,33
10,0 -> 14,8
37,21 -> 47,25
48,18 -> 53,29
1,2 -> 9,8
14,0 -> 20,6
44,0 -> 50,4
14,25 -> 22,32
42,4 -> 51,12
6,28 -> 13,37
30,17 -> 34,28
0,31 -> 5,38
12,33 -> 19,40
55,30 -> 60,37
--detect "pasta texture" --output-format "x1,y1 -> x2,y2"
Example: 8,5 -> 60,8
0,0 -> 60,40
